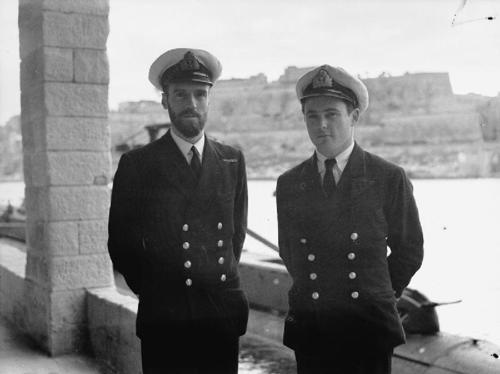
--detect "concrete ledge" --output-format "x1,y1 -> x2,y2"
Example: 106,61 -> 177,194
87,287 -> 141,374
247,307 -> 285,346
0,239 -> 28,331
86,285 -> 291,374
239,255 -> 291,313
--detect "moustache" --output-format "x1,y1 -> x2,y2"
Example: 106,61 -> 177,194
179,109 -> 201,118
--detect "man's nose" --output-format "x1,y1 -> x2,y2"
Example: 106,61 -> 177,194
319,117 -> 328,130
185,94 -> 197,108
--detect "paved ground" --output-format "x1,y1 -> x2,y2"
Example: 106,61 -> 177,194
0,317 -> 102,374
240,333 -> 296,374
0,316 -> 296,374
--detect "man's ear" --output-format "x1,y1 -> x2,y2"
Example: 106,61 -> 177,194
351,108 -> 360,125
161,93 -> 168,109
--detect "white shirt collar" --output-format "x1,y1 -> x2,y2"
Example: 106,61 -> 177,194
316,141 -> 355,174
170,129 -> 205,163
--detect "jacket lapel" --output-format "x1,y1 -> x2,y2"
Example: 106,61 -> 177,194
298,153 -> 322,195
291,154 -> 326,229
295,145 -> 375,206
155,130 -> 197,199
348,143 -> 376,203
187,137 -> 222,214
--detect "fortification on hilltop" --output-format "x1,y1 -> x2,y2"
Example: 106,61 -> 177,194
278,66 -> 314,84
216,73 -> 268,89
105,67 -> 500,178
2,67 -> 499,180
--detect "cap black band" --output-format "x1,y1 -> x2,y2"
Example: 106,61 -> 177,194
160,51 -> 213,90
302,82 -> 358,107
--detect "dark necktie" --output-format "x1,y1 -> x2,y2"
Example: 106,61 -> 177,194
323,158 -> 336,197
190,145 -> 202,181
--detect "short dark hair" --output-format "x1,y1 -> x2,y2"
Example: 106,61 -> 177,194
301,98 -> 355,114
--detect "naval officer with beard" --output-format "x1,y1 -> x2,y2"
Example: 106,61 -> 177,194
108,48 -> 249,374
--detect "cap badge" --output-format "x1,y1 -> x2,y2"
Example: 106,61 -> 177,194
179,51 -> 200,72
312,68 -> 333,89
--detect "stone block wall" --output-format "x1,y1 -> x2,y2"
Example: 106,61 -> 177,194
18,0 -> 113,355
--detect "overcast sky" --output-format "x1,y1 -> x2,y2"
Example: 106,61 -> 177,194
1,0 -> 499,125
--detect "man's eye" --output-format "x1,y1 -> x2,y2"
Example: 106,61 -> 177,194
196,91 -> 207,98
307,114 -> 318,120
174,92 -> 185,99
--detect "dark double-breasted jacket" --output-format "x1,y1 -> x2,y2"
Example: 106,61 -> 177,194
108,130 -> 249,339
276,143 -> 424,354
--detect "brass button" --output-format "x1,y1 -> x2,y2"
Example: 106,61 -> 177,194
220,274 -> 227,282
184,261 -> 191,269
300,238 -> 307,244
351,291 -> 359,299
347,252 -> 356,260
350,232 -> 359,241
218,257 -> 225,265
309,273 -> 317,280
307,254 -> 315,262
217,240 -> 224,247
348,272 -> 357,279
182,224 -> 189,232
217,222 -> 223,230
312,292 -> 319,300
182,242 -> 190,250
185,278 -> 192,286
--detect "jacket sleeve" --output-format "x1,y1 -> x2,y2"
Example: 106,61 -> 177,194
385,168 -> 424,298
108,153 -> 143,294
276,176 -> 293,276
232,150 -> 248,262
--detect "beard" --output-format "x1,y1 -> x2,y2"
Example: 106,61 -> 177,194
168,104 -> 208,139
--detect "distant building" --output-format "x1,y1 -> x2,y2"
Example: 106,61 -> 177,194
478,95 -> 500,141
364,72 -> 454,97
216,73 -> 268,89
278,66 -> 314,84
117,100 -> 163,113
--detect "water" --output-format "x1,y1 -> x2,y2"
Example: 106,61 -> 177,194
0,181 -> 24,207
1,179 -> 500,346
247,178 -> 500,346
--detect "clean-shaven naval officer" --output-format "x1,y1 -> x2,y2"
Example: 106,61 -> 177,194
276,64 -> 424,374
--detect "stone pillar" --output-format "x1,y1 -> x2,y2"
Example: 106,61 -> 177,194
18,0 -> 113,355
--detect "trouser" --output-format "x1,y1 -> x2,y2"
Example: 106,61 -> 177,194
141,332 -> 239,374
295,347 -> 393,374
